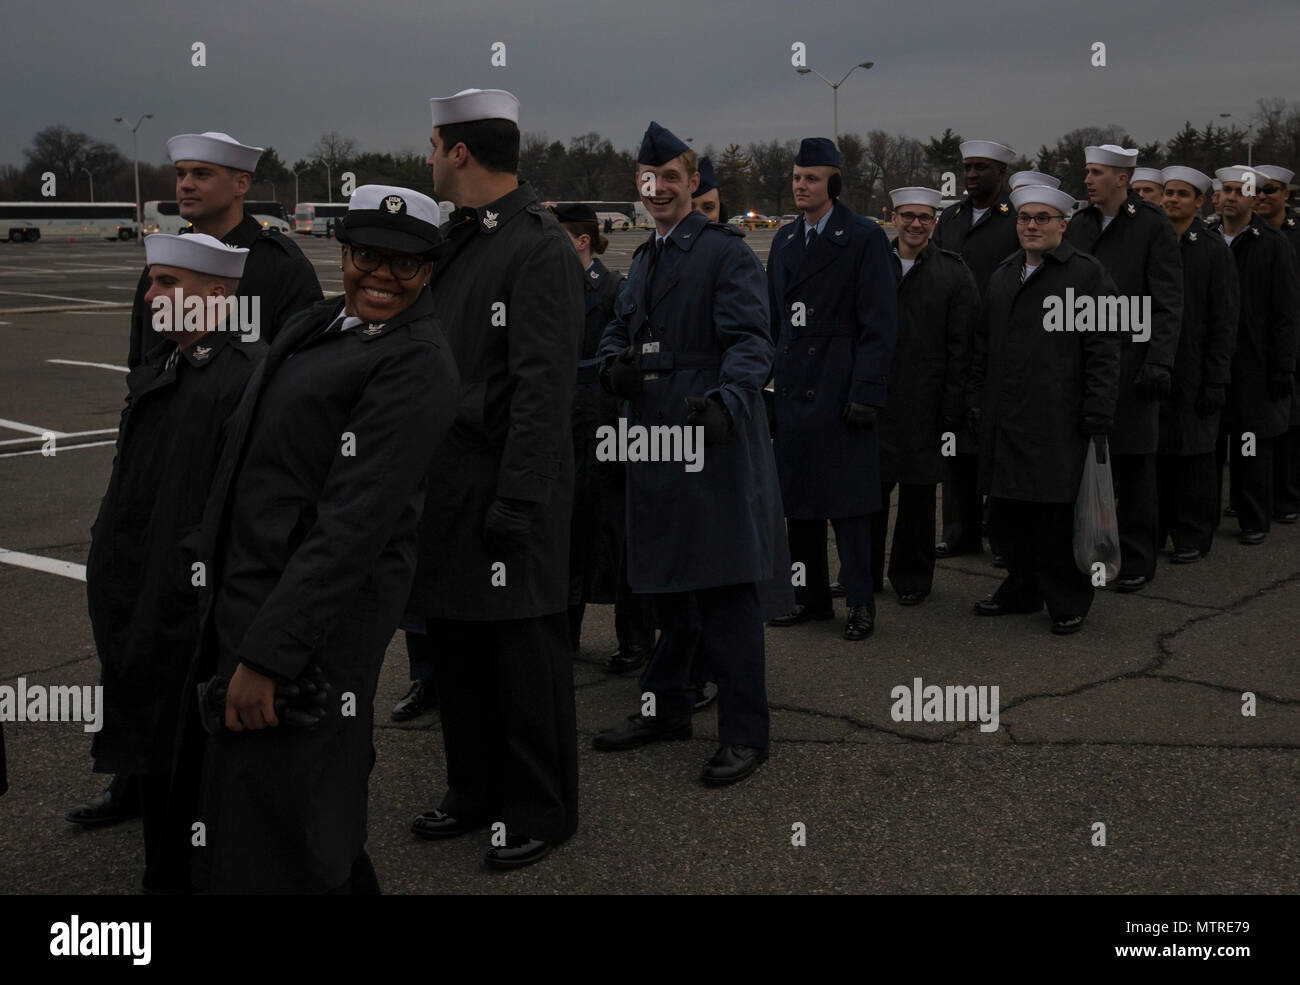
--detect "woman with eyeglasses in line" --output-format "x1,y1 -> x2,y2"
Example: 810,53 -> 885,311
181,184 -> 459,893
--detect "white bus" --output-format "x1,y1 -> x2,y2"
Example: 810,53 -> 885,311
542,200 -> 651,230
0,202 -> 138,242
292,202 -> 349,236
143,200 -> 292,236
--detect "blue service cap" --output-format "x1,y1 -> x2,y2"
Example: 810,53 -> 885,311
694,156 -> 717,197
794,137 -> 841,169
638,121 -> 690,166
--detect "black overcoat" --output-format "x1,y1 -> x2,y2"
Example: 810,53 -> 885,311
407,183 -> 584,621
1063,190 -> 1183,455
879,241 -> 978,485
970,242 -> 1123,503
1158,219 -> 1239,455
187,291 -> 458,893
86,331 -> 265,774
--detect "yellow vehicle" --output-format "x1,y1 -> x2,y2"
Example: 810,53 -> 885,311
732,211 -> 778,230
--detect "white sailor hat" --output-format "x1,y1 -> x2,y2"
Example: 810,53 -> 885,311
429,88 -> 520,128
335,184 -> 442,255
1085,144 -> 1139,168
1009,185 -> 1076,215
959,140 -> 1016,165
1132,168 -> 1165,185
1009,170 -> 1060,191
1215,165 -> 1267,187
1161,166 -> 1212,194
145,233 -> 248,278
889,186 -> 942,210
166,131 -> 263,172
1212,179 -> 1223,192
1254,165 -> 1295,186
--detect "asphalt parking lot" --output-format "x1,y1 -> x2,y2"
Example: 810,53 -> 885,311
0,235 -> 1296,895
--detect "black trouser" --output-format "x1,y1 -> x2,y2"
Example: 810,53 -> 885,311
868,482 -> 938,596
940,452 -> 983,553
568,558 -> 656,653
641,583 -> 769,748
139,771 -> 193,892
1272,425 -> 1300,516
1156,452 -> 1217,556
788,515 -> 873,609
325,852 -> 381,894
429,612 -> 579,844
1111,452 -> 1158,581
989,498 -> 1094,620
1218,429 -> 1275,533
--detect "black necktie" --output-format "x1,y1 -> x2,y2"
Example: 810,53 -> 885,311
643,237 -> 664,317
806,228 -> 818,247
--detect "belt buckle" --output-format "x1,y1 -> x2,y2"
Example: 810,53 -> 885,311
641,341 -> 659,380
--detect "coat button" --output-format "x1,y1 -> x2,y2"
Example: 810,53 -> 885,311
808,346 -> 816,355
807,307 -> 814,315
783,344 -> 789,354
656,411 -> 664,420
805,389 -> 815,399
781,386 -> 789,395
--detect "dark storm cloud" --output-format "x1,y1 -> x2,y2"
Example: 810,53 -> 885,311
3,0 -> 1297,169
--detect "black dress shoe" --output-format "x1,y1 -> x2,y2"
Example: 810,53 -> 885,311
1224,506 -> 1239,517
607,644 -> 650,674
934,541 -> 955,558
693,681 -> 719,712
66,778 -> 141,827
1116,575 -> 1148,593
973,597 -> 1042,616
897,591 -> 927,606
1170,549 -> 1204,564
1051,615 -> 1085,635
485,834 -> 552,870
992,554 -> 1007,568
592,712 -> 692,751
1274,511 -> 1299,524
1239,530 -> 1267,545
768,604 -> 835,627
844,603 -> 875,640
411,809 -> 481,840
391,679 -> 436,721
701,744 -> 768,786
829,580 -> 846,598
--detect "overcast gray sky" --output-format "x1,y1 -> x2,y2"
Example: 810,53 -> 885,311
5,0 -> 1297,170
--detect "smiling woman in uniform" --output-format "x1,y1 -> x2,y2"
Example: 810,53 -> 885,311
185,184 -> 460,894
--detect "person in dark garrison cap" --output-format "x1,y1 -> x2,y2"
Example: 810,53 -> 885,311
554,202 -> 656,670
407,88 -> 584,871
181,184 -> 459,892
691,155 -> 726,224
591,120 -> 791,787
767,136 -> 898,640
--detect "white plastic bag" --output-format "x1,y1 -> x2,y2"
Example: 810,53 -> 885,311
1074,435 -> 1121,581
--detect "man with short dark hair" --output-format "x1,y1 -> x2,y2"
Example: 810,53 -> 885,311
1156,167 -> 1239,562
932,140 -> 1019,561
1064,144 -> 1183,593
1213,165 -> 1300,544
407,89 -> 584,870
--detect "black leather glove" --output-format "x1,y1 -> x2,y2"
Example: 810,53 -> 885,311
1194,383 -> 1226,417
484,496 -> 535,554
1134,363 -> 1173,400
684,395 -> 732,445
1268,372 -> 1294,401
603,347 -> 643,399
966,407 -> 982,441
1080,414 -> 1110,435
272,664 -> 331,728
841,402 -> 877,428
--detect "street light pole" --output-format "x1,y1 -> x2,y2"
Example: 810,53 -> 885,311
114,113 -> 152,245
81,167 -> 93,202
796,61 -> 873,145
325,162 -> 332,203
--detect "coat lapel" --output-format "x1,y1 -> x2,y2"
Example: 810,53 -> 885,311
786,203 -> 850,294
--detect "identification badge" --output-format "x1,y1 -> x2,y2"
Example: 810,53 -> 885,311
641,340 -> 659,380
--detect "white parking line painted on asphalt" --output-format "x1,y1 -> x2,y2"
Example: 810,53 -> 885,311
0,439 -> 116,459
48,359 -> 129,373
0,290 -> 116,305
0,547 -> 86,581
0,428 -> 116,447
0,418 -> 68,437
